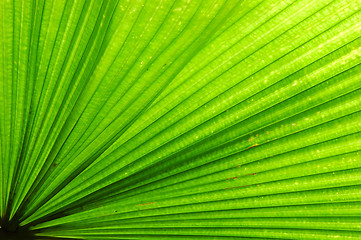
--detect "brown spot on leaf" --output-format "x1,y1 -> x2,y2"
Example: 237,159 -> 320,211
247,143 -> 259,149
136,202 -> 156,206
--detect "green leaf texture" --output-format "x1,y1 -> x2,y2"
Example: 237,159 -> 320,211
1,0 -> 361,239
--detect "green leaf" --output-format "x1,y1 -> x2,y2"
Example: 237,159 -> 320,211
1,0 -> 361,239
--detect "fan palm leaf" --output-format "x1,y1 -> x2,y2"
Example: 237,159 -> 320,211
1,0 -> 361,239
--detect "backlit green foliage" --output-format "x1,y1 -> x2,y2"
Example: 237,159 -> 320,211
1,0 -> 361,239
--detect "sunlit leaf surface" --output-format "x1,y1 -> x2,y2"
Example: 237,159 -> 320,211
1,0 -> 361,239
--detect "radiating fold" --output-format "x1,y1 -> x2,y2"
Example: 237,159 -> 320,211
1,0 -> 361,239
